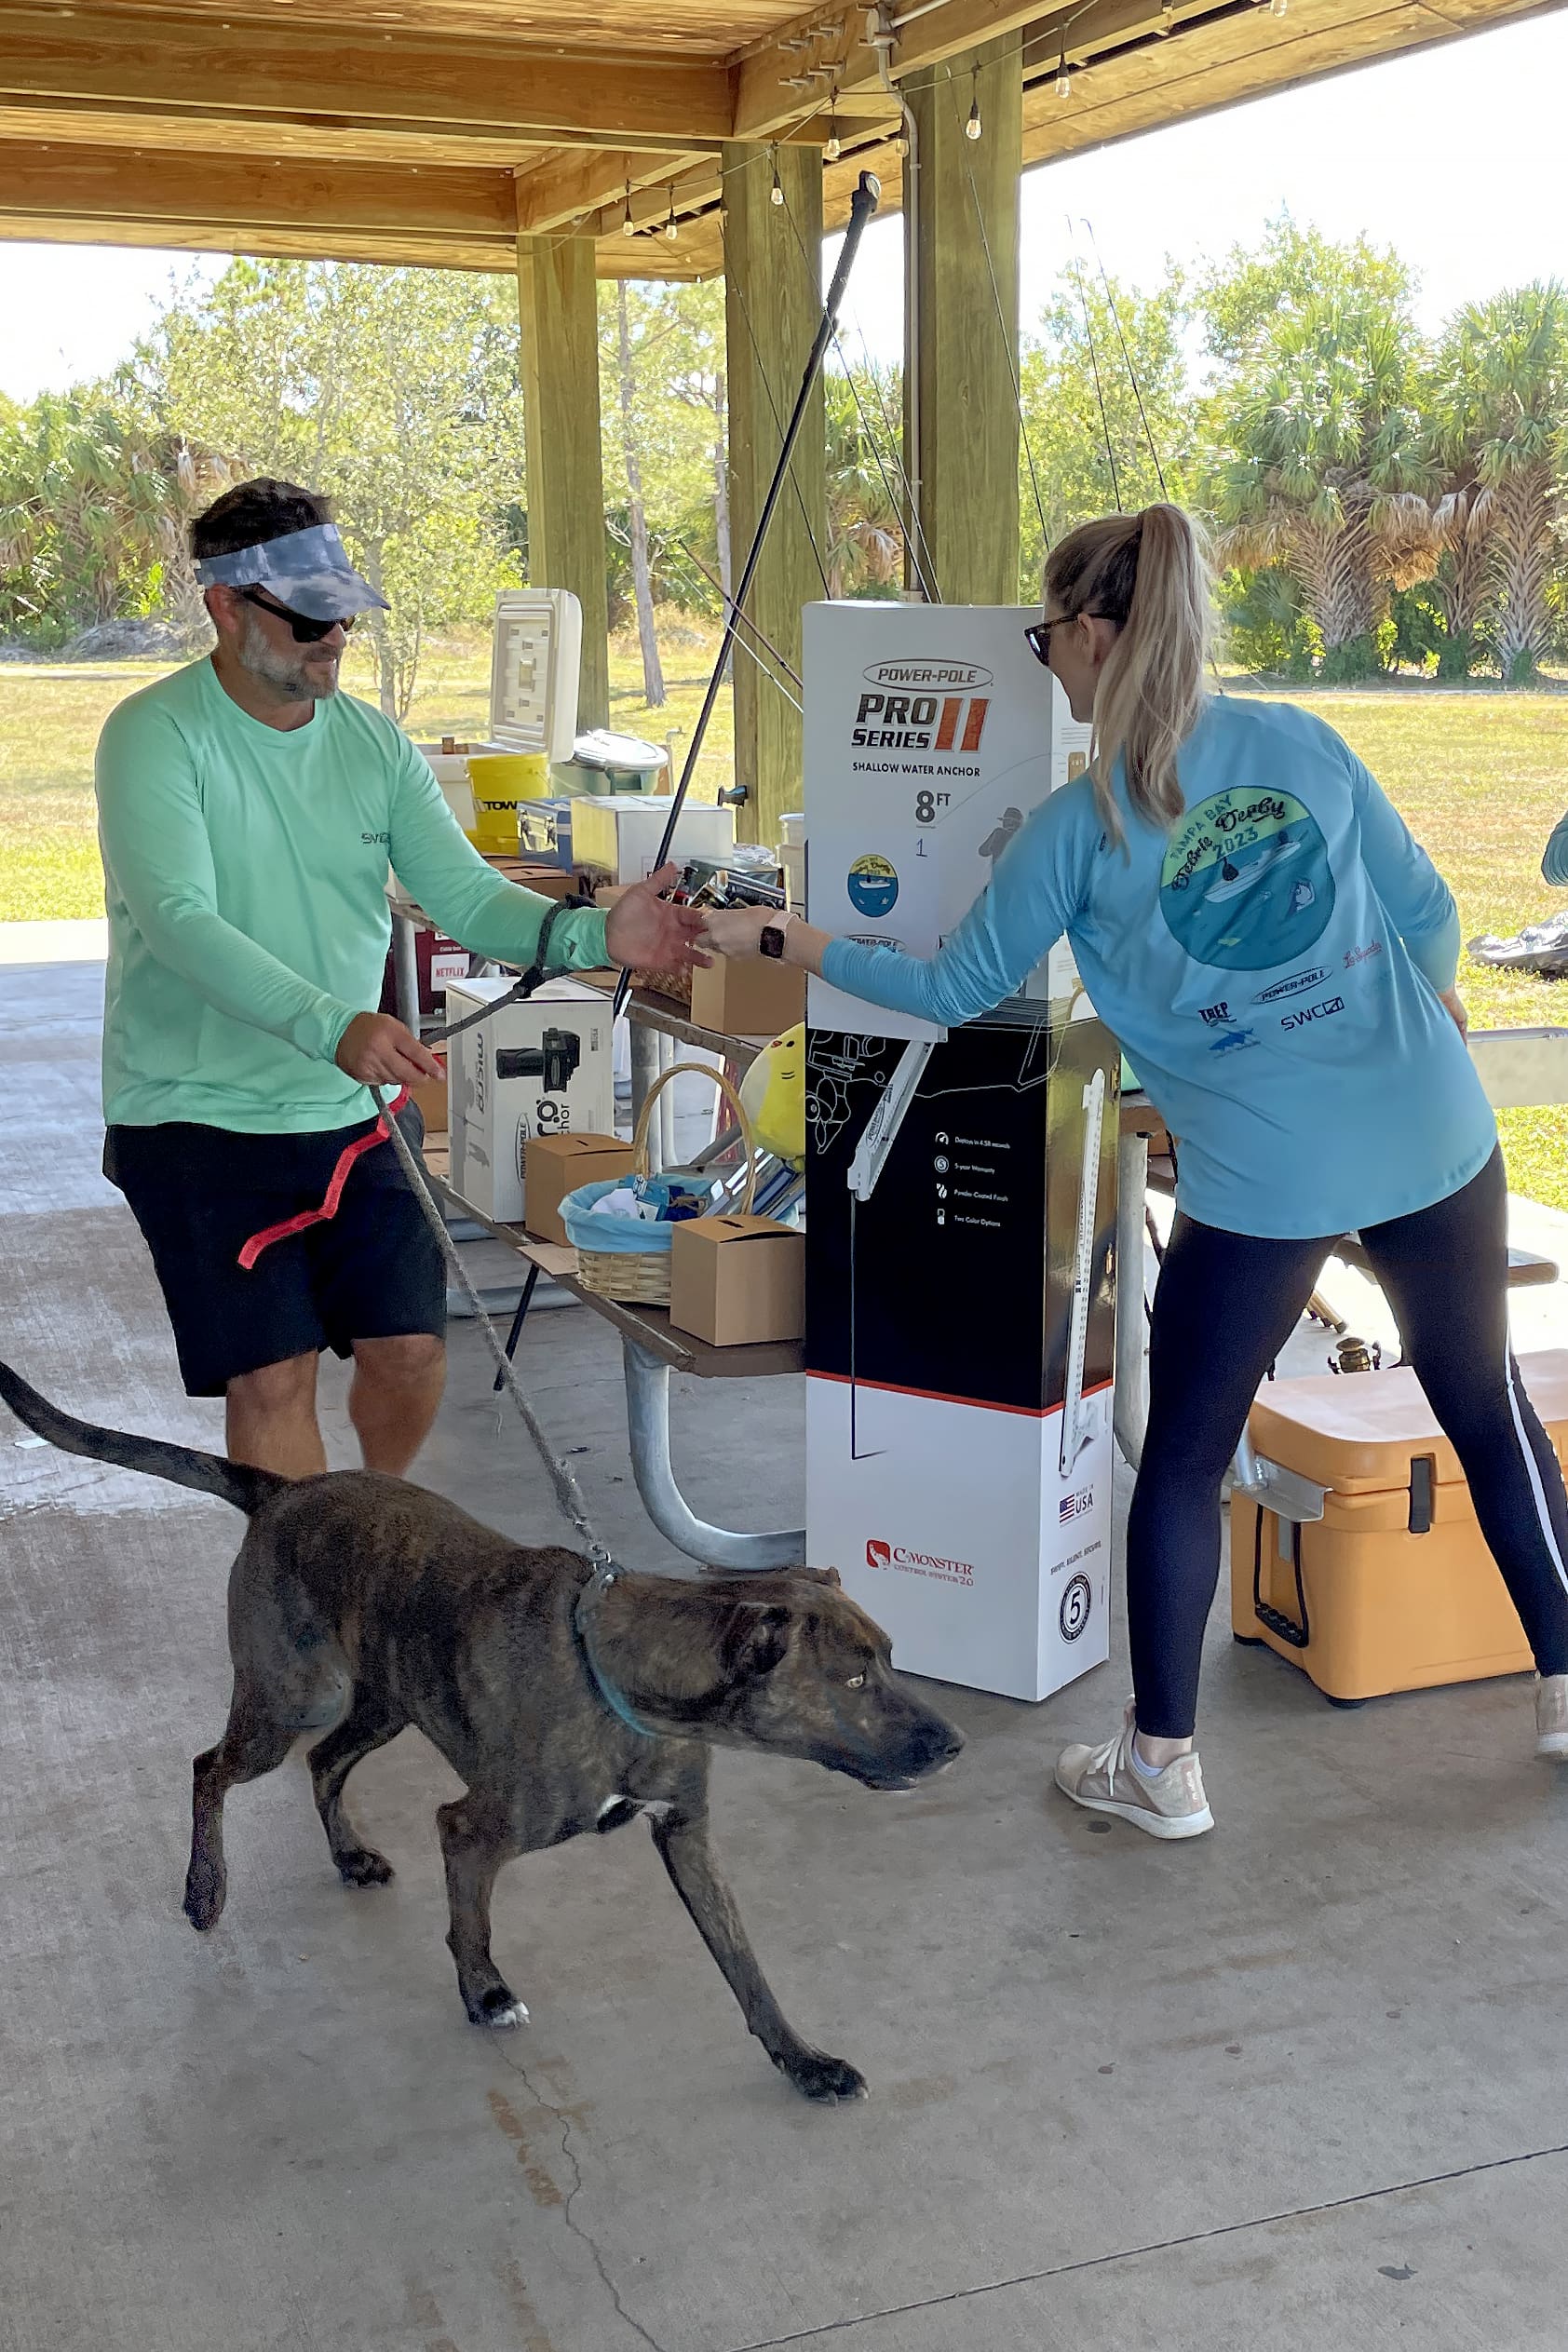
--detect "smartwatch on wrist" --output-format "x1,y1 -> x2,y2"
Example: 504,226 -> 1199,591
759,910 -> 795,960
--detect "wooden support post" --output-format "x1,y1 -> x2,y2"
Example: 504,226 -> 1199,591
905,35 -> 1023,607
722,142 -> 826,847
516,231 -> 610,731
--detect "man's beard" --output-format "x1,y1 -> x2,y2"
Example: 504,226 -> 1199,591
236,607 -> 340,700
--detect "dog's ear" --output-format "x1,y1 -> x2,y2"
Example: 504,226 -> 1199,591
797,1565 -> 842,1589
719,1601 -> 791,1682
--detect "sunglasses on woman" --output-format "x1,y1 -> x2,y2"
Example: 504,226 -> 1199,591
240,586 -> 357,644
1022,611 -> 1112,666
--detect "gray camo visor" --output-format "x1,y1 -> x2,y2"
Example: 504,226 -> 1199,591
192,521 -> 389,620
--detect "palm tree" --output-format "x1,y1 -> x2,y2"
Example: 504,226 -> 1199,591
1425,283 -> 1568,683
824,368 -> 904,601
1207,292 -> 1436,680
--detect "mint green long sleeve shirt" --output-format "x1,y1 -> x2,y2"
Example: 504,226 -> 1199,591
96,656 -> 610,1133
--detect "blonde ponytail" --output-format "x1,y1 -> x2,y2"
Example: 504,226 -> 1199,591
1044,504 -> 1213,840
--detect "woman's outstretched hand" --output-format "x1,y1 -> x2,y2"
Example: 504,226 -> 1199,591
700,906 -> 775,959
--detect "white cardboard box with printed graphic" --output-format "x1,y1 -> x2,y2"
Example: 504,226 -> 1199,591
803,602 -> 1093,1044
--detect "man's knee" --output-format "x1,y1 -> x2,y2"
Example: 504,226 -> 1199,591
352,1332 -> 446,1390
228,1351 -> 318,1417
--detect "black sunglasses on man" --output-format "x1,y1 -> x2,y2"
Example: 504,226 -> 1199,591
240,586 -> 357,644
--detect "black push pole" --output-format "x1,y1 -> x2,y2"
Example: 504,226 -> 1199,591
612,169 -> 882,1020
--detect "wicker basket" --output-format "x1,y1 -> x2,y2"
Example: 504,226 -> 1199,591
632,963 -> 694,1007
570,1061 -> 755,1306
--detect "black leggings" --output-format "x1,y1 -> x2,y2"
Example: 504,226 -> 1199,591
1129,1148 -> 1568,1737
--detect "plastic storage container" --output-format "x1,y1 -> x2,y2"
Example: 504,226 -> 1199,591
1231,1350 -> 1568,1702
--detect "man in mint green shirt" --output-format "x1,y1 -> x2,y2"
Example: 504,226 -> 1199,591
97,477 -> 702,1480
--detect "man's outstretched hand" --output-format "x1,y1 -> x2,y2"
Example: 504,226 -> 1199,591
603,862 -> 710,975
335,1010 -> 445,1088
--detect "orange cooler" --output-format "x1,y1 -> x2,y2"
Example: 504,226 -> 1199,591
1230,1349 -> 1568,1703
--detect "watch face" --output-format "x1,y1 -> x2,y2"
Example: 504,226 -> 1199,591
761,925 -> 783,959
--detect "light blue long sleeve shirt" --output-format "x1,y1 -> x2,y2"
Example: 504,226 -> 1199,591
822,695 -> 1496,1239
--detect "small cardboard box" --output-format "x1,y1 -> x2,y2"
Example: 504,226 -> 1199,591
689,953 -> 804,1038
523,1131 -> 636,1247
670,1214 -> 804,1347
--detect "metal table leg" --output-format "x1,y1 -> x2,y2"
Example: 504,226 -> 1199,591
1113,1128 -> 1149,1473
623,1342 -> 805,1571
493,1262 -> 541,1392
391,905 -> 422,1034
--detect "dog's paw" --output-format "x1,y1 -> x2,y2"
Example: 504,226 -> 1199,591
485,1999 -> 530,2031
778,2048 -> 869,2104
466,1983 -> 531,2030
334,1846 -> 395,1888
182,1861 -> 226,1934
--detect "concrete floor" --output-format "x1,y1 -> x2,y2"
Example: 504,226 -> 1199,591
6,949 -> 1568,2351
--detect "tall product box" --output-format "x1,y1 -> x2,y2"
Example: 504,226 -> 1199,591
803,602 -> 1093,1042
802,600 -> 1108,1702
447,977 -> 615,1224
805,1017 -> 1118,1700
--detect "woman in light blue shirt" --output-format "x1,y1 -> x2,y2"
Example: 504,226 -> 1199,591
704,506 -> 1568,1838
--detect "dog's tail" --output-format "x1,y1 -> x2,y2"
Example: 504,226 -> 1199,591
0,1359 -> 289,1516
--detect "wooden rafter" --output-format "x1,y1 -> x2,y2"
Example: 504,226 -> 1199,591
0,0 -> 1556,278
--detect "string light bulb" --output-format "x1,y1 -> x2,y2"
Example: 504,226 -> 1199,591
665,188 -> 679,242
965,66 -> 982,139
895,129 -> 910,156
621,180 -> 636,237
1055,40 -> 1073,98
770,148 -> 785,205
1158,0 -> 1174,28
824,99 -> 842,162
1268,0 -> 1287,17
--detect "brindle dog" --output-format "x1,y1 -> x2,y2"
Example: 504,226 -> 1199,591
0,1361 -> 962,2102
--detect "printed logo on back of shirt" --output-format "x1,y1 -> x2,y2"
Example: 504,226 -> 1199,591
1208,1025 -> 1258,1055
1251,965 -> 1330,1006
1159,788 -> 1335,973
361,831 -> 391,846
1279,995 -> 1345,1032
1197,1000 -> 1231,1027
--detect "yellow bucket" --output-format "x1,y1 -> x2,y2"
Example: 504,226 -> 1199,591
467,752 -> 550,855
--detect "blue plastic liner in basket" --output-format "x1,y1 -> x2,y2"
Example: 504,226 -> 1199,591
560,1178 -> 677,1259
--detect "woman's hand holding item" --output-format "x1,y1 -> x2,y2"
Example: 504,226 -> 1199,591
1440,987 -> 1469,1038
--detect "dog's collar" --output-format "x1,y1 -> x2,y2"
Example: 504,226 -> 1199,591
573,1564 -> 657,1739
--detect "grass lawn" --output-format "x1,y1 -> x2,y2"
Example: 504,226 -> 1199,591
3,645 -> 1566,1203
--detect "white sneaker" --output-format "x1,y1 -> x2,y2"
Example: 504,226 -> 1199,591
1055,1698 -> 1215,1840
1535,1674 -> 1568,1758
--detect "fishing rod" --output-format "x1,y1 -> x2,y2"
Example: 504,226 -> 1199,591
612,167 -> 883,1021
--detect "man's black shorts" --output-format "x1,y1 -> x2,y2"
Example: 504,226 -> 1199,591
104,1106 -> 445,1398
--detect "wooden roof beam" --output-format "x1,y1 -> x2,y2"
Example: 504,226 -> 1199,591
513,148 -> 716,235
0,5 -> 735,148
0,138 -> 520,254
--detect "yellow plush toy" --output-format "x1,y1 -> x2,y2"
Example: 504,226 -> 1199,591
738,1021 -> 805,1169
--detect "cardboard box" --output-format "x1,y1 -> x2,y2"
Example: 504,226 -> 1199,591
690,953 -> 805,1038
523,1131 -> 636,1247
670,1214 -> 805,1346
482,858 -> 585,902
408,1075 -> 448,1136
446,977 -> 615,1224
803,600 -> 1093,1042
804,1013 -> 1118,1704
